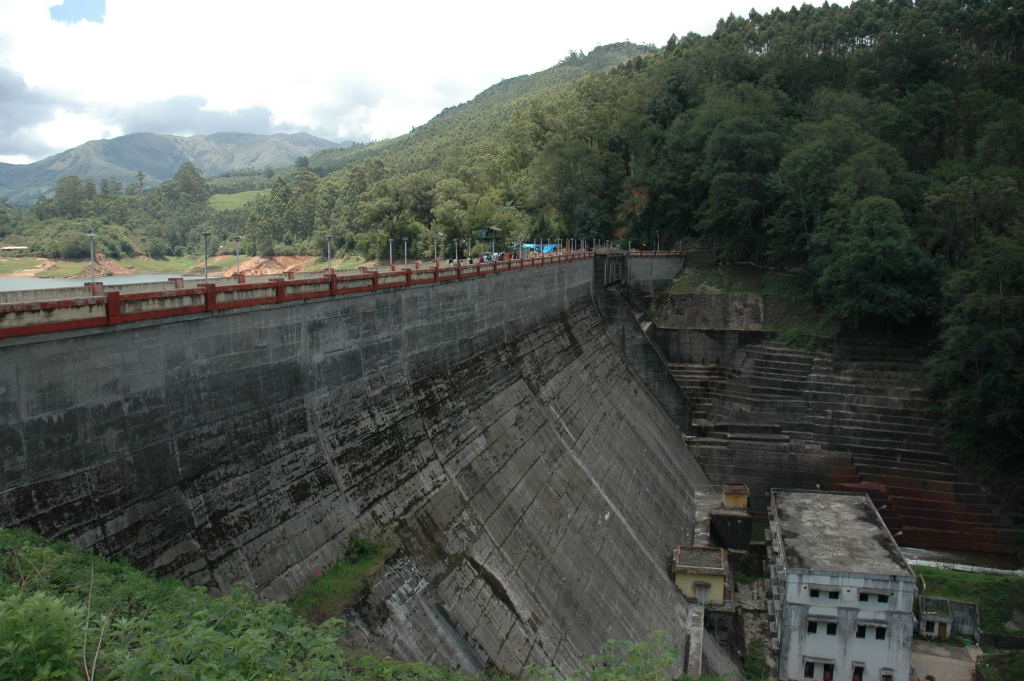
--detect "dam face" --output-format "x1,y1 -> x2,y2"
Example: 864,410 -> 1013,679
0,258 -> 708,674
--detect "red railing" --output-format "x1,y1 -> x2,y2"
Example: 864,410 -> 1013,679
0,253 -> 595,340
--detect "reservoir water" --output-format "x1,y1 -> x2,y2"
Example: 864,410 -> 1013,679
0,274 -> 200,293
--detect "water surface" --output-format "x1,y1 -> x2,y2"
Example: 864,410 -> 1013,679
0,273 -> 199,292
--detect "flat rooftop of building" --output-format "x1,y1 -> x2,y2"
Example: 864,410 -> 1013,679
672,545 -> 728,575
771,490 -> 913,577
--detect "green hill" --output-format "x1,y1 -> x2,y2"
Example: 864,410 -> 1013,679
308,42 -> 656,176
0,132 -> 341,204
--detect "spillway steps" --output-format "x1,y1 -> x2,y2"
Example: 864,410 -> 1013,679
668,339 -> 1017,554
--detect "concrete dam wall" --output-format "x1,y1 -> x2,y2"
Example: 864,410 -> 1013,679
0,258 -> 709,674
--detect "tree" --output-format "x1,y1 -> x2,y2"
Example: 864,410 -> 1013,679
52,175 -> 85,218
928,227 -> 1024,481
811,196 -> 939,330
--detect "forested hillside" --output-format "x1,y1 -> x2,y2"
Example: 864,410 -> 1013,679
0,132 -> 339,204
1,0 -> 1021,493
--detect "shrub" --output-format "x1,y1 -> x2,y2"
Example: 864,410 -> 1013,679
0,591 -> 80,681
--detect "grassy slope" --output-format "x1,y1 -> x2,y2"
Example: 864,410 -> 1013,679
289,540 -> 395,623
914,566 -> 1024,640
660,264 -> 834,340
0,257 -> 37,275
0,528 -> 467,681
208,189 -> 269,211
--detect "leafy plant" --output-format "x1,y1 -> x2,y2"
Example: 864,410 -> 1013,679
0,591 -> 80,681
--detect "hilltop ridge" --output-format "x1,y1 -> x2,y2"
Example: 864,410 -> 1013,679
0,131 -> 341,203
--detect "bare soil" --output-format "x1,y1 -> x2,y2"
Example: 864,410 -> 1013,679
216,255 -> 316,277
67,253 -> 136,278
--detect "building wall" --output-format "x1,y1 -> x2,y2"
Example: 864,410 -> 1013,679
722,492 -> 748,509
674,573 -> 726,605
777,571 -> 916,681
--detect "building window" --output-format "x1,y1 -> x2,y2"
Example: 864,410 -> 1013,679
826,622 -> 837,635
856,625 -> 866,638
925,621 -> 936,633
823,663 -> 834,681
810,588 -> 820,598
804,661 -> 815,678
852,665 -> 864,681
828,590 -> 839,600
881,672 -> 893,681
807,621 -> 818,634
859,592 -> 869,601
875,626 -> 887,640
878,594 -> 889,603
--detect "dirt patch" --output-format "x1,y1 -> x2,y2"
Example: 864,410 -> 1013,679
216,255 -> 317,277
68,253 -> 136,278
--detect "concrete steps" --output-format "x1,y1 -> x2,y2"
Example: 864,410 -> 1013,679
668,336 -> 1016,554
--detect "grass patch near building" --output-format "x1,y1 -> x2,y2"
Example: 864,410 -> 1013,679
914,566 -> 1024,640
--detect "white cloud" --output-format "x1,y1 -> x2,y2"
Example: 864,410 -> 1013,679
0,0 -> 847,162
33,107 -> 122,149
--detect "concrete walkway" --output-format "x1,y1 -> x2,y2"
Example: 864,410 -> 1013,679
911,640 -> 980,681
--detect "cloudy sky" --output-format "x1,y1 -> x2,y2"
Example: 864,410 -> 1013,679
1,0 -> 843,165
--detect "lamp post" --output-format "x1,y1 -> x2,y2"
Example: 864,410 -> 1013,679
234,235 -> 241,275
454,238 -> 461,261
388,238 -> 393,266
402,236 -> 408,265
201,231 -> 211,284
87,232 -> 96,286
326,234 -> 333,268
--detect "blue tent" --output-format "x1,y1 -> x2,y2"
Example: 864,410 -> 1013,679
522,243 -> 559,253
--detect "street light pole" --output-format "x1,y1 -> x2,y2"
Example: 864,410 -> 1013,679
388,238 -> 393,266
201,231 -> 211,284
326,234 -> 333,268
234,235 -> 241,275
454,238 -> 460,261
88,232 -> 96,286
403,236 -> 408,265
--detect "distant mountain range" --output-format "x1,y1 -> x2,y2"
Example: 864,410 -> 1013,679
0,132 -> 341,204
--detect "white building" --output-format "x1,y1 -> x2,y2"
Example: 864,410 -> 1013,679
767,490 -> 916,681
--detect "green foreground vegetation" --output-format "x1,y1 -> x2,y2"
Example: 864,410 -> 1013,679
1,529 -> 736,681
978,651 -> 1024,681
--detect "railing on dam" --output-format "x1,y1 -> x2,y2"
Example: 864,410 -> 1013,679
0,253 -> 603,340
